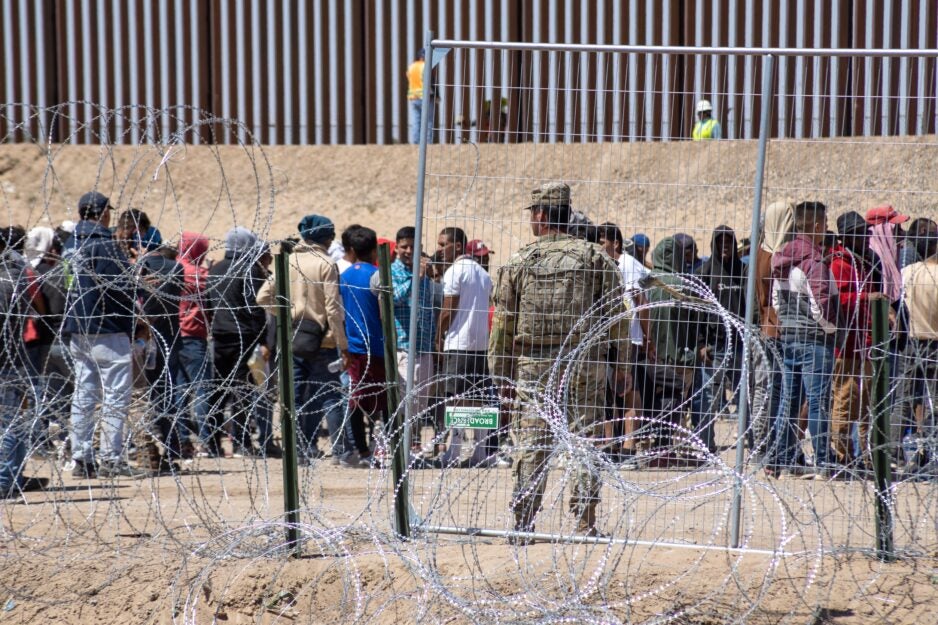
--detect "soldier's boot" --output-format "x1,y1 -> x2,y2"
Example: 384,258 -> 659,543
574,505 -> 608,539
508,510 -> 536,546
142,441 -> 162,472
509,526 -> 535,546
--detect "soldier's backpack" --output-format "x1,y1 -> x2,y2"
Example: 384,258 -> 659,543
516,242 -> 593,346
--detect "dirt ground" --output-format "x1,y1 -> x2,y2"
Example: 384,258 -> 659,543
1,452 -> 936,625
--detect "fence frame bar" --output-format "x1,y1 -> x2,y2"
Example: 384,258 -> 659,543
432,39 -> 938,58
404,30 -> 435,454
730,53 -> 775,549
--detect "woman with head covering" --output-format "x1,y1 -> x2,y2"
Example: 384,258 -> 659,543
865,205 -> 908,303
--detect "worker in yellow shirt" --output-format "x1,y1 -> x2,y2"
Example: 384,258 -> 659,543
691,99 -> 722,140
407,48 -> 433,144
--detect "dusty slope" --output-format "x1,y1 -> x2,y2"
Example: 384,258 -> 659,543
1,136 -> 936,259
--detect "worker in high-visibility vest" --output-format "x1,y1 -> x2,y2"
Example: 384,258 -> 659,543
692,99 -> 722,140
407,48 -> 432,144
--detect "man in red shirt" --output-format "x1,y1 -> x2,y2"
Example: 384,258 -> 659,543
829,212 -> 881,467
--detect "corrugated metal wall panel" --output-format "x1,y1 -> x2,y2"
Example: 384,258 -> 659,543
0,0 -> 936,145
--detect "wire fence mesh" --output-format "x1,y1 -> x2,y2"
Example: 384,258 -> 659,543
0,43 -> 936,625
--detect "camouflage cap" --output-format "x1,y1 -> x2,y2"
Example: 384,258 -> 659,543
525,181 -> 571,210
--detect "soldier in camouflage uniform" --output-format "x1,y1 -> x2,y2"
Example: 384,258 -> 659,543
488,182 -> 632,541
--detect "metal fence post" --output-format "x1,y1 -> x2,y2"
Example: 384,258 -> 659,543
729,53 -> 775,549
404,30 -> 435,454
378,243 -> 411,538
274,249 -> 302,557
870,297 -> 895,561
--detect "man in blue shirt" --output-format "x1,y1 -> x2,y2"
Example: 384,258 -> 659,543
64,192 -> 147,479
339,227 -> 387,466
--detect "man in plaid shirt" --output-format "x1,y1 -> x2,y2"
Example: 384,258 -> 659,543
371,226 -> 437,428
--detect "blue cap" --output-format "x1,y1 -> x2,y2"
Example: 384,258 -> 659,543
631,233 -> 650,249
77,191 -> 114,219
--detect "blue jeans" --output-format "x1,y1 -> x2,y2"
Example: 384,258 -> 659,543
409,98 -> 434,144
692,347 -> 742,453
0,374 -> 27,493
772,340 -> 835,468
294,349 -> 343,458
145,338 -> 183,458
175,336 -> 213,443
326,370 -> 356,459
69,333 -> 133,464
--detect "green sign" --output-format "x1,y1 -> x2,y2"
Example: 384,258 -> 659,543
444,406 -> 499,430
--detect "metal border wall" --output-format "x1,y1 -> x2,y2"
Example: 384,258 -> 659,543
1,1 -> 936,145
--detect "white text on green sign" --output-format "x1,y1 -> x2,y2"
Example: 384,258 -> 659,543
444,407 -> 499,429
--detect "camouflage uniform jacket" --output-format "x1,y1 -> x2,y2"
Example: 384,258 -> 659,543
488,233 -> 631,380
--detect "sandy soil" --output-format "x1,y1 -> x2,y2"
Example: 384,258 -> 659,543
1,137 -> 937,261
1,438 -> 936,624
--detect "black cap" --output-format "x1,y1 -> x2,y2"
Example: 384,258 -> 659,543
836,211 -> 869,237
77,191 -> 114,220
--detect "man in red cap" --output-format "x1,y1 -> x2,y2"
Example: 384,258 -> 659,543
464,239 -> 492,272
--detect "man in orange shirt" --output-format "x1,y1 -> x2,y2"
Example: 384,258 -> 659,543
407,48 -> 431,144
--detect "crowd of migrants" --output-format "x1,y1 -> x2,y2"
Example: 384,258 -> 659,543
1,187 -> 937,506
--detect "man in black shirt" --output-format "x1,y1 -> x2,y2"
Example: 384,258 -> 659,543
204,227 -> 268,457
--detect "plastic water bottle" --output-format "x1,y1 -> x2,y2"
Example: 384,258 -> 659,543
145,340 -> 158,370
247,346 -> 267,385
901,434 -> 918,468
327,358 -> 344,374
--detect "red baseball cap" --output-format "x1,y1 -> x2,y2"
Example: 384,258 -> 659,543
865,205 -> 909,226
465,239 -> 491,257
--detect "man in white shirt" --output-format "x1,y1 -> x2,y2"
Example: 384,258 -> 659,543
599,223 -> 651,462
334,223 -> 366,276
433,227 -> 495,467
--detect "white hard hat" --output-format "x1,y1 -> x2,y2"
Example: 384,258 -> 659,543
696,99 -> 713,113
